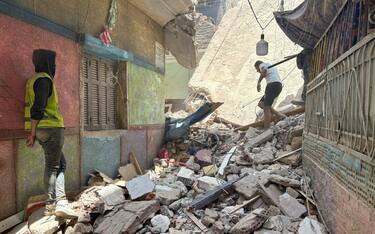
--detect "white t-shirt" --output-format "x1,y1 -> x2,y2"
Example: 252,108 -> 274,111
259,62 -> 282,84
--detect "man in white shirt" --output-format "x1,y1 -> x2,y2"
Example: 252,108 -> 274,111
254,60 -> 286,129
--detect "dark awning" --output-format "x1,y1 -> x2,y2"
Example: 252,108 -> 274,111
274,0 -> 346,48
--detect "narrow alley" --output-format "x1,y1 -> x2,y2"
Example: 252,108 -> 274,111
0,0 -> 374,234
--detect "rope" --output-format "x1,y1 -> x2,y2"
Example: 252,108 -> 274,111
247,0 -> 274,31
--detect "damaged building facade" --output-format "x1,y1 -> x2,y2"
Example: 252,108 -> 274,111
276,0 -> 375,232
0,0 -> 194,222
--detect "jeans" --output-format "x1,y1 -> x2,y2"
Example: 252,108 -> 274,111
35,128 -> 66,204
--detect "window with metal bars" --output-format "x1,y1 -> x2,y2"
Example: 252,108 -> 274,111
81,54 -> 117,130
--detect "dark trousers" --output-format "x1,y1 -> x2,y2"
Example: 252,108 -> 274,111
35,128 -> 66,203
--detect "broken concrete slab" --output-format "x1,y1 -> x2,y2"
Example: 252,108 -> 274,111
177,167 -> 195,186
28,208 -> 61,234
97,184 -> 125,210
245,127 -> 258,138
126,175 -> 155,200
155,185 -> 182,205
251,148 -> 275,164
227,174 -> 240,181
234,174 -> 258,199
93,200 -> 160,234
279,193 -> 307,218
245,129 -> 274,148
268,175 -> 300,188
259,183 -> 283,207
201,216 -> 216,227
298,217 -> 327,234
286,187 -> 300,199
229,208 -> 268,234
197,176 -> 224,191
151,214 -> 170,233
72,223 -> 94,234
263,215 -> 293,232
195,149 -> 212,165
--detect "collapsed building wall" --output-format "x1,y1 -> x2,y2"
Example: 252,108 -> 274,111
189,0 -> 304,126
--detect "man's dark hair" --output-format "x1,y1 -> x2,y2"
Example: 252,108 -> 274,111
254,60 -> 263,68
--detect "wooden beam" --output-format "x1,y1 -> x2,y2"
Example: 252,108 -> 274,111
236,107 -> 305,131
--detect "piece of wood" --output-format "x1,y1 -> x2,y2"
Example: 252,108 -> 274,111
236,107 -> 305,131
118,164 -> 138,181
218,146 -> 237,175
130,152 -> 143,175
297,190 -> 317,206
184,209 -> 208,232
229,195 -> 261,214
0,211 -> 24,233
273,148 -> 302,162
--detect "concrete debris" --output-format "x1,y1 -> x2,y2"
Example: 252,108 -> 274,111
97,184 -> 125,210
151,215 -> 170,233
291,136 -> 303,151
268,174 -> 301,188
203,164 -> 218,176
197,176 -> 224,191
93,200 -> 160,234
126,174 -> 155,200
230,208 -> 268,234
155,185 -> 182,205
177,167 -> 195,186
246,129 -> 274,148
234,174 -> 258,199
279,193 -> 307,218
28,208 -> 61,234
286,187 -> 300,199
26,104 -> 320,234
298,217 -> 327,234
195,149 -> 213,165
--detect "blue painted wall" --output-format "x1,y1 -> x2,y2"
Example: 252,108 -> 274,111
81,133 -> 121,184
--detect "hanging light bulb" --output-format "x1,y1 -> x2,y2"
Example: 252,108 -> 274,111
256,33 -> 268,56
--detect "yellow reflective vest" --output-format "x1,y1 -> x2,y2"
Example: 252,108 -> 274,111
24,72 -> 64,129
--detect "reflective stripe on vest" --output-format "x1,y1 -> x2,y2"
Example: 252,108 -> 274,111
24,72 -> 64,130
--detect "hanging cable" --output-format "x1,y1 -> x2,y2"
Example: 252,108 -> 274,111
247,0 -> 274,31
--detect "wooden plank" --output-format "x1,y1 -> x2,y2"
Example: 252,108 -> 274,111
236,107 -> 305,131
273,148 -> 302,162
130,152 -> 143,175
184,209 -> 208,232
0,211 -> 24,233
229,195 -> 261,214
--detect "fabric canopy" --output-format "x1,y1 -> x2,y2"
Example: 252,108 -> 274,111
274,0 -> 346,48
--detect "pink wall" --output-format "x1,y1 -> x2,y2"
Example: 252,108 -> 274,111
0,15 -> 80,130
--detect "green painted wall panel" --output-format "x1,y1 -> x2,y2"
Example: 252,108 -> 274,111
127,63 -> 165,125
16,135 -> 80,210
165,60 -> 193,99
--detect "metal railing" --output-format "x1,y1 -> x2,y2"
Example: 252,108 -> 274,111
306,34 -> 375,162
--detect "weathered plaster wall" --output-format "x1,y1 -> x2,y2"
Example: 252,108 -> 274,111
81,131 -> 121,184
0,140 -> 16,220
4,0 -> 164,65
303,135 -> 375,233
0,14 -> 80,130
165,55 -> 193,100
127,63 -> 165,126
16,135 -> 80,210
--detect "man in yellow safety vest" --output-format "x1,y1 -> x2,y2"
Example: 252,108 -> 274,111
25,49 -> 77,218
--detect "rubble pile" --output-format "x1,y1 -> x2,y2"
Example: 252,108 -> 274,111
10,112 -> 326,234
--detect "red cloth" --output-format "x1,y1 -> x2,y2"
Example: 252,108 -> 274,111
99,28 -> 112,46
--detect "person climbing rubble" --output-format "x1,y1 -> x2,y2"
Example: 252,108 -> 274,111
24,49 -> 77,219
254,60 -> 287,129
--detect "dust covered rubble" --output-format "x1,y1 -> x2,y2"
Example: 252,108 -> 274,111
9,113 -> 327,234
